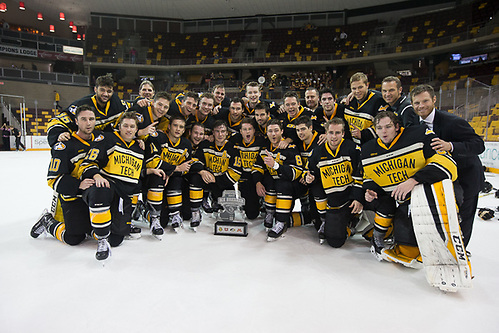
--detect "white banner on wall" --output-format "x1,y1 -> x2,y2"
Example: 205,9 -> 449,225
479,141 -> 499,171
28,136 -> 50,150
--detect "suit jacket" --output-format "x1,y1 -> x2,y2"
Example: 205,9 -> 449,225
432,109 -> 485,194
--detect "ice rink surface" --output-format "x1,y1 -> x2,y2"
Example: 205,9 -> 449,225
1,151 -> 499,333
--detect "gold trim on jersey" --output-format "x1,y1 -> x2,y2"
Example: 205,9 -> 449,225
323,104 -> 338,121
355,91 -> 375,110
91,95 -> 111,117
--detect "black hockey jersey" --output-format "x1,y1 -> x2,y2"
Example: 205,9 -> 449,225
192,140 -> 242,184
80,131 -> 145,195
297,131 -> 321,168
47,132 -> 96,199
343,90 -> 387,145
252,141 -> 304,182
278,106 -> 323,144
307,139 -> 363,208
361,126 -> 458,200
230,133 -> 267,179
186,111 -> 215,136
388,95 -> 419,128
46,93 -> 128,146
145,131 -> 193,177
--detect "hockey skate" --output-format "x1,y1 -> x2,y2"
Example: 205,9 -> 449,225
126,225 -> 142,240
318,219 -> 326,245
263,212 -> 274,232
150,216 -> 164,240
96,238 -> 111,261
370,229 -> 385,262
31,209 -> 51,238
170,212 -> 183,232
202,194 -> 214,213
132,200 -> 147,222
267,221 -> 286,242
190,209 -> 201,232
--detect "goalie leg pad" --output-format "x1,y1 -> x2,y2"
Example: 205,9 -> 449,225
381,244 -> 422,269
410,180 -> 472,291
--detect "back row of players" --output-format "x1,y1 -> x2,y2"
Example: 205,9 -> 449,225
31,72 -> 484,266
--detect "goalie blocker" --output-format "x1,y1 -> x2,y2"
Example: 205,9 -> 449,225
411,179 -> 472,292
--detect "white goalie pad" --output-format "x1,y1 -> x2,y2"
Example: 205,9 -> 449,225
410,179 -> 472,292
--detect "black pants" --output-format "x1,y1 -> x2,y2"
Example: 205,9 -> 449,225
239,178 -> 261,220
15,137 -> 25,150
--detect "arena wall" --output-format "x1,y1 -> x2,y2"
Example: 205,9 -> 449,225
0,80 -> 90,109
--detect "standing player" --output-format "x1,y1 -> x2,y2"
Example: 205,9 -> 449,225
80,112 -> 166,260
254,102 -> 272,138
343,72 -> 386,145
381,76 -> 418,127
362,111 -> 457,267
317,88 -> 351,140
212,84 -> 231,115
278,91 -> 322,147
230,118 -> 267,219
129,91 -> 171,139
46,74 -> 128,146
305,118 -> 363,247
215,97 -> 245,135
31,105 -> 99,245
157,91 -> 200,132
187,92 -> 216,137
242,81 -> 277,117
304,87 -> 322,114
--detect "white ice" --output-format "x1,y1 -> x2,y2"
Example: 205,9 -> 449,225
1,151 -> 499,333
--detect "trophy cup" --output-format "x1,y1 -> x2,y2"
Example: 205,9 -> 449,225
214,190 -> 248,237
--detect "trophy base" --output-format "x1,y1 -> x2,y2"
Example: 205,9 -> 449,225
214,221 -> 248,237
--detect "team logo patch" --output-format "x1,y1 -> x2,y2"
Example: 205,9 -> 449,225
68,105 -> 77,115
54,142 -> 66,150
136,114 -> 144,123
94,134 -> 104,142
151,131 -> 158,137
378,105 -> 389,112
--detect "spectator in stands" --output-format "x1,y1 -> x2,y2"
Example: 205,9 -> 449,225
1,123 -> 10,151
130,48 -> 137,64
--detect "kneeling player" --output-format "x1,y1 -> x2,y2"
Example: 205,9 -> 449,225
189,120 -> 242,228
80,112 -> 166,260
305,118 -> 363,247
361,111 -> 457,267
31,105 -> 97,245
230,118 -> 266,219
252,119 -> 309,241
145,116 -> 193,231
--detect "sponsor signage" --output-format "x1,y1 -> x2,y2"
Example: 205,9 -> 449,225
62,45 -> 84,55
38,50 -> 83,62
480,141 -> 499,171
0,44 -> 38,57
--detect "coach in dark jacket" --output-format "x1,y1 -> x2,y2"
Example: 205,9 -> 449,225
411,84 -> 484,247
